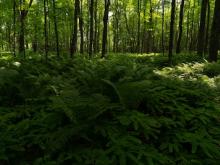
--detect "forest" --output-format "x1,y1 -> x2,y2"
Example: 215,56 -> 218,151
0,0 -> 220,164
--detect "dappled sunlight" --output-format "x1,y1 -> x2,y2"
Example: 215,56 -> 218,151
0,52 -> 13,61
127,53 -> 161,57
12,61 -> 21,67
0,66 -> 6,70
154,61 -> 220,88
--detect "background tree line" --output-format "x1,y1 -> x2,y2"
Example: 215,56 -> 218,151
0,0 -> 219,62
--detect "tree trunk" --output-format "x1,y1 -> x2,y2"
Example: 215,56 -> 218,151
101,0 -> 110,58
19,12 -> 25,58
186,9 -> 190,50
204,0 -> 210,54
52,0 -> 60,58
161,0 -> 165,56
94,0 -> 98,53
168,0 -> 176,65
136,0 -> 141,53
209,0 -> 220,62
44,0 -> 49,62
89,0 -> 94,57
70,0 -> 80,58
13,0 -> 16,57
79,0 -> 84,54
147,0 -> 153,53
176,0 -> 185,54
18,0 -> 33,59
197,0 -> 208,56
189,0 -> 195,51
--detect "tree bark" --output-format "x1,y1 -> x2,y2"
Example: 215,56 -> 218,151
197,0 -> 208,56
101,0 -> 110,58
18,0 -> 33,59
176,0 -> 185,54
209,0 -> 220,62
79,0 -> 84,54
19,12 -> 25,58
168,0 -> 176,65
52,0 -> 60,58
89,0 -> 94,57
161,0 -> 165,56
136,0 -> 141,53
44,0 -> 49,62
13,0 -> 16,57
94,0 -> 98,53
70,0 -> 80,58
147,0 -> 153,53
204,0 -> 210,54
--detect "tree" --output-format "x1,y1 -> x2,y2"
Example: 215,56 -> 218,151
0,0 -> 217,60
52,0 -> 60,58
161,0 -> 165,56
18,0 -> 34,58
176,0 -> 185,54
70,0 -> 80,58
204,0 -> 210,53
79,0 -> 84,54
89,0 -> 94,57
44,0 -> 49,62
197,0 -> 208,57
13,0 -> 16,56
168,0 -> 176,65
101,0 -> 110,58
209,0 -> 220,62
147,0 -> 153,53
94,0 -> 98,53
136,0 -> 141,53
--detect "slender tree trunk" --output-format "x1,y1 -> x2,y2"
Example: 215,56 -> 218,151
70,0 -> 79,58
89,0 -> 94,57
19,12 -> 25,58
44,0 -> 49,62
33,23 -> 37,52
189,0 -> 195,51
197,0 -> 208,56
141,0 -> 147,53
168,0 -> 176,65
147,0 -> 153,53
94,0 -> 98,53
209,0 -> 220,62
18,0 -> 33,59
52,0 -> 60,58
79,0 -> 84,54
204,0 -> 210,54
137,0 -> 141,53
97,13 -> 101,52
13,0 -> 16,57
113,0 -> 119,52
161,0 -> 165,55
186,9 -> 190,50
176,0 -> 185,54
101,0 -> 110,58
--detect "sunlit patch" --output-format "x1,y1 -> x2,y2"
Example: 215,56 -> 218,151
153,62 -> 220,88
13,62 -> 21,67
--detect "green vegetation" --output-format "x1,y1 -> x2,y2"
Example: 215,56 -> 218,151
1,0 -> 220,164
0,54 -> 220,164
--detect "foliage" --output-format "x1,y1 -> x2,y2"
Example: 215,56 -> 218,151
0,54 -> 220,164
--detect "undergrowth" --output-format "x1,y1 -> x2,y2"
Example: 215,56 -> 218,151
0,54 -> 220,165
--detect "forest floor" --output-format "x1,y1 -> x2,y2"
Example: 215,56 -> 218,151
0,53 -> 220,165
